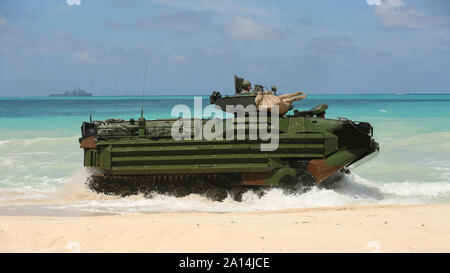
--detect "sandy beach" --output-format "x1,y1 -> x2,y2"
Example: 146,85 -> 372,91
1,204 -> 449,253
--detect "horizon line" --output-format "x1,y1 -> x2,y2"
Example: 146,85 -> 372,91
1,92 -> 450,98
1,91 -> 450,98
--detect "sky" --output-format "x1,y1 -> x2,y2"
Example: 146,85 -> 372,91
0,0 -> 449,96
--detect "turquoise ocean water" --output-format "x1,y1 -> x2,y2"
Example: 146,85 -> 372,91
0,94 -> 449,215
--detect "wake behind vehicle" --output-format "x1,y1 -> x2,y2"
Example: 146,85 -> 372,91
80,76 -> 379,201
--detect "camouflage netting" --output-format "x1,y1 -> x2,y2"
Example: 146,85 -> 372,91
97,123 -> 138,137
255,91 -> 307,115
96,119 -> 207,139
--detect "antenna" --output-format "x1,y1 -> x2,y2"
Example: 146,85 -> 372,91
89,64 -> 96,122
141,48 -> 149,118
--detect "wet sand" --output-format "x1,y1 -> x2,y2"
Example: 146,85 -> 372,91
1,204 -> 449,253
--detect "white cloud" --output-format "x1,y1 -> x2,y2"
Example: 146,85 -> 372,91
0,18 -> 6,27
136,11 -> 211,32
367,0 -> 381,6
307,35 -> 357,55
202,47 -> 225,56
0,28 -> 130,65
149,0 -> 273,18
66,0 -> 81,6
373,0 -> 445,29
73,51 -> 99,64
224,16 -> 283,41
170,53 -> 188,63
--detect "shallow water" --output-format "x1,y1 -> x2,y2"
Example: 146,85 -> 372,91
0,94 -> 449,216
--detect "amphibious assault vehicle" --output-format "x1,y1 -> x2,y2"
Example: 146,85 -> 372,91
80,77 -> 379,201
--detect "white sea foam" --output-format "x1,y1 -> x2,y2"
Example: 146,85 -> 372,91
349,174 -> 450,198
0,169 -> 446,215
0,140 -> 10,147
0,131 -> 449,215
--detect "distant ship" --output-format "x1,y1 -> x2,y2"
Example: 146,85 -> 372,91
50,87 -> 92,97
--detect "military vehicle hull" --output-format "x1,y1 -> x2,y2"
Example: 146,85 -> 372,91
80,110 -> 379,201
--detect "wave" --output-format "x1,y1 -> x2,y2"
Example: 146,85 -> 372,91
0,169 -> 448,215
0,140 -> 9,146
0,135 -> 79,145
0,130 -> 449,215
345,174 -> 450,198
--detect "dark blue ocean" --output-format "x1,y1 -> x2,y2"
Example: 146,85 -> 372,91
0,94 -> 449,215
